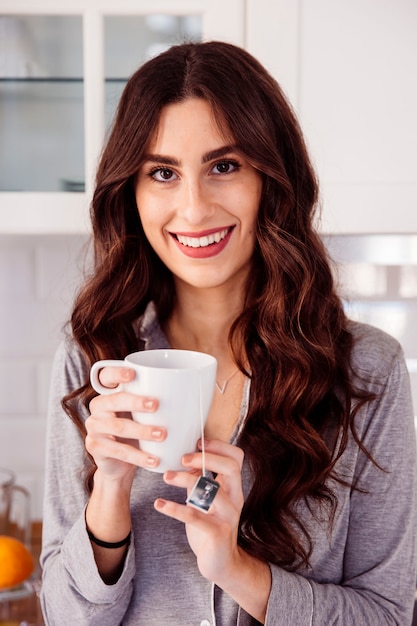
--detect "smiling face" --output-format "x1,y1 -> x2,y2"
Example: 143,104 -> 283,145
135,98 -> 262,295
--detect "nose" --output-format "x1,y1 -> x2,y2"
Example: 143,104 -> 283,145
176,178 -> 215,226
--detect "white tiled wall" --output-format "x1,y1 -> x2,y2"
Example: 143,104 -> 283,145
0,234 -> 88,519
0,233 -> 416,520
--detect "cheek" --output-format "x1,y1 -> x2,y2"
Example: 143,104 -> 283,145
138,208 -> 170,256
136,202 -> 156,242
243,196 -> 260,233
136,190 -> 168,223
243,178 -> 261,219
136,195 -> 159,230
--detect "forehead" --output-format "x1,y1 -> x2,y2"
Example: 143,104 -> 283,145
148,98 -> 232,151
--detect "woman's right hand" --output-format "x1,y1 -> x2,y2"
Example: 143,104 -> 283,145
85,366 -> 164,582
85,366 -> 166,481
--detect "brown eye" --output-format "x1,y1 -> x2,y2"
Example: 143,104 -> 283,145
212,159 -> 241,175
149,167 -> 177,182
216,161 -> 231,173
159,168 -> 173,180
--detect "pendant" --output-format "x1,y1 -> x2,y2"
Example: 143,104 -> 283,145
215,368 -> 239,394
215,380 -> 228,394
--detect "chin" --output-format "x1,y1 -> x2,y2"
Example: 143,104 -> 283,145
175,271 -> 228,290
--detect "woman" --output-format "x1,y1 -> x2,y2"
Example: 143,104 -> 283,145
40,41 -> 417,625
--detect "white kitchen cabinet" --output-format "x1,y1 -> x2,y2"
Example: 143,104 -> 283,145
247,0 -> 417,235
1,0 -> 416,235
0,0 -> 244,234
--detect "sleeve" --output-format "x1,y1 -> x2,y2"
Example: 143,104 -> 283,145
40,339 -> 137,626
259,346 -> 417,625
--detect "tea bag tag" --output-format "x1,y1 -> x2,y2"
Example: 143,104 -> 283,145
186,475 -> 220,513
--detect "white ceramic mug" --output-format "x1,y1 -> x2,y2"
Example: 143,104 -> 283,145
90,349 -> 217,473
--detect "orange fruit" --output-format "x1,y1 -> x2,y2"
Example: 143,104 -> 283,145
0,535 -> 34,589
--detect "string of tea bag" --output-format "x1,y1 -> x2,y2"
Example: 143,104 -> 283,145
200,374 -> 207,477
186,371 -> 220,512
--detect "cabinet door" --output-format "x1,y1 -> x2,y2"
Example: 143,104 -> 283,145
246,0 -> 417,234
0,0 -> 244,234
0,15 -> 84,194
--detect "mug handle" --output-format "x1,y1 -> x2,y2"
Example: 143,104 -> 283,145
90,359 -> 132,395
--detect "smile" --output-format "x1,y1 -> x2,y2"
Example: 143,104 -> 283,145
174,227 -> 231,248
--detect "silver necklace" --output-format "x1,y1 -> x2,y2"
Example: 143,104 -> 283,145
215,368 -> 239,394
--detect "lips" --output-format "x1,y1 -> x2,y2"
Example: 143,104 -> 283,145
170,226 -> 234,258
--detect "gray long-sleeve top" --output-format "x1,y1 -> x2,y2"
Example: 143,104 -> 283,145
40,304 -> 417,625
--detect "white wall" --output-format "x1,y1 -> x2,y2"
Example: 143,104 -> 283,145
247,0 -> 417,234
0,235 -> 88,518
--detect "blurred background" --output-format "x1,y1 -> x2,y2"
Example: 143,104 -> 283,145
0,0 -> 416,523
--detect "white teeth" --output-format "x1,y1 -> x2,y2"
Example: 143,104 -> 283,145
176,228 -> 229,248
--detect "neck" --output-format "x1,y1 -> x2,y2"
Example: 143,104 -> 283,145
164,282 -> 245,371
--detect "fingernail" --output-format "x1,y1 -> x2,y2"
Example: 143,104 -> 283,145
182,454 -> 192,465
164,470 -> 176,480
144,398 -> 156,410
151,428 -> 163,440
121,369 -> 133,381
146,456 -> 158,468
155,498 -> 166,509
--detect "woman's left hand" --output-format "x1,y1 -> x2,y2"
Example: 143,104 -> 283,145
154,439 -> 271,623
154,438 -> 244,585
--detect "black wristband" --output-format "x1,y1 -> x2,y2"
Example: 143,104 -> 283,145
87,528 -> 131,549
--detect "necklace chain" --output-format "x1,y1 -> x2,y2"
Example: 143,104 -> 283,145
215,368 -> 239,394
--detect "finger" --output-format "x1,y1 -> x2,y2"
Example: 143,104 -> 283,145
182,449 -> 243,479
199,439 -> 245,469
154,494 -> 240,533
97,366 -> 136,388
86,413 -> 167,443
164,469 -> 201,491
89,390 -> 158,414
86,430 -> 161,470
154,497 -> 222,528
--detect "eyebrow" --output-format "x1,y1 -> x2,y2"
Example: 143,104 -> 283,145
142,144 -> 238,167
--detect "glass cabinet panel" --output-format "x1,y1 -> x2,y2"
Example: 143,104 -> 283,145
104,15 -> 202,131
0,13 -> 202,194
0,15 -> 84,192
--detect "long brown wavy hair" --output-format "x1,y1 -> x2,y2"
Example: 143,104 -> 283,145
64,41 -> 375,570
